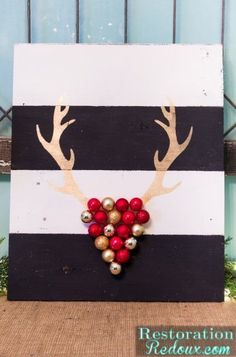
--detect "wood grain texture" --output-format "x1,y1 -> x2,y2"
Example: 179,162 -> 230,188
11,106 -> 224,171
2,139 -> 236,174
13,44 -> 223,107
225,140 -> 236,175
8,234 -> 224,302
0,136 -> 11,173
8,45 -> 225,302
10,170 -> 224,236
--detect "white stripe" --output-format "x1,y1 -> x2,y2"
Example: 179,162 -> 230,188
10,170 -> 224,235
13,44 -> 223,107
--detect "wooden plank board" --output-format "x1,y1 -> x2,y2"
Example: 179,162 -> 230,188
9,44 -> 225,301
1,138 -> 236,175
225,140 -> 236,175
0,137 -> 11,174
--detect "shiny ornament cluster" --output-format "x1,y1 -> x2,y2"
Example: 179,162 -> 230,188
81,197 -> 150,275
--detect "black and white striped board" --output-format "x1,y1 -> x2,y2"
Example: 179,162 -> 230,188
8,44 -> 224,301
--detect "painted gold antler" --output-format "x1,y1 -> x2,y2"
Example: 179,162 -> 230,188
36,105 -> 192,207
142,105 -> 193,204
36,105 -> 87,206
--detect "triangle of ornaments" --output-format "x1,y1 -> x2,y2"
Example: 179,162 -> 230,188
81,197 -> 150,275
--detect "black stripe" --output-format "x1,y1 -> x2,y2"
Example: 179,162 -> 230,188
8,234 -> 224,301
12,106 -> 223,171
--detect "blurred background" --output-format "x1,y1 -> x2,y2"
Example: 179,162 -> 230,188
0,0 -> 235,258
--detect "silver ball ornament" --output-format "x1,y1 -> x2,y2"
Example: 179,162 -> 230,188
125,237 -> 137,250
104,224 -> 115,237
81,210 -> 93,223
110,262 -> 122,275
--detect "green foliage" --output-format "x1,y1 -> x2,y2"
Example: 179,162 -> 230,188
225,260 -> 236,299
0,237 -> 5,245
0,255 -> 8,296
225,236 -> 233,247
0,237 -> 8,296
224,236 -> 236,301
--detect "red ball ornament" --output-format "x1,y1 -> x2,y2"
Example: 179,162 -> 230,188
130,197 -> 143,211
116,249 -> 130,264
116,198 -> 129,212
87,198 -> 101,212
122,211 -> 136,225
88,223 -> 103,237
136,209 -> 150,224
109,236 -> 124,251
116,224 -> 130,239
94,210 -> 107,224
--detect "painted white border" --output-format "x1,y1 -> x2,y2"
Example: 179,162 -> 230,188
13,44 -> 223,107
10,170 -> 224,236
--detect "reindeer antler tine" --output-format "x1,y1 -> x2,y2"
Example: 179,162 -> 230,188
61,119 -> 76,131
179,126 -> 193,152
161,106 -> 170,119
54,105 -> 70,125
170,105 -> 175,114
53,105 -> 61,124
36,106 -> 87,206
69,148 -> 75,168
36,124 -> 49,151
142,105 -> 193,204
60,105 -> 69,116
163,181 -> 181,195
153,150 -> 161,170
154,119 -> 169,134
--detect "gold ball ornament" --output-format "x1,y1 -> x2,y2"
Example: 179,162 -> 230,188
81,210 -> 93,223
125,237 -> 137,250
102,197 -> 115,211
108,209 -> 121,225
94,235 -> 109,250
104,224 -> 115,237
110,262 -> 122,275
102,249 -> 115,263
132,224 -> 144,237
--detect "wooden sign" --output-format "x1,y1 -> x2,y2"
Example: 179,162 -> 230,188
8,44 -> 224,301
